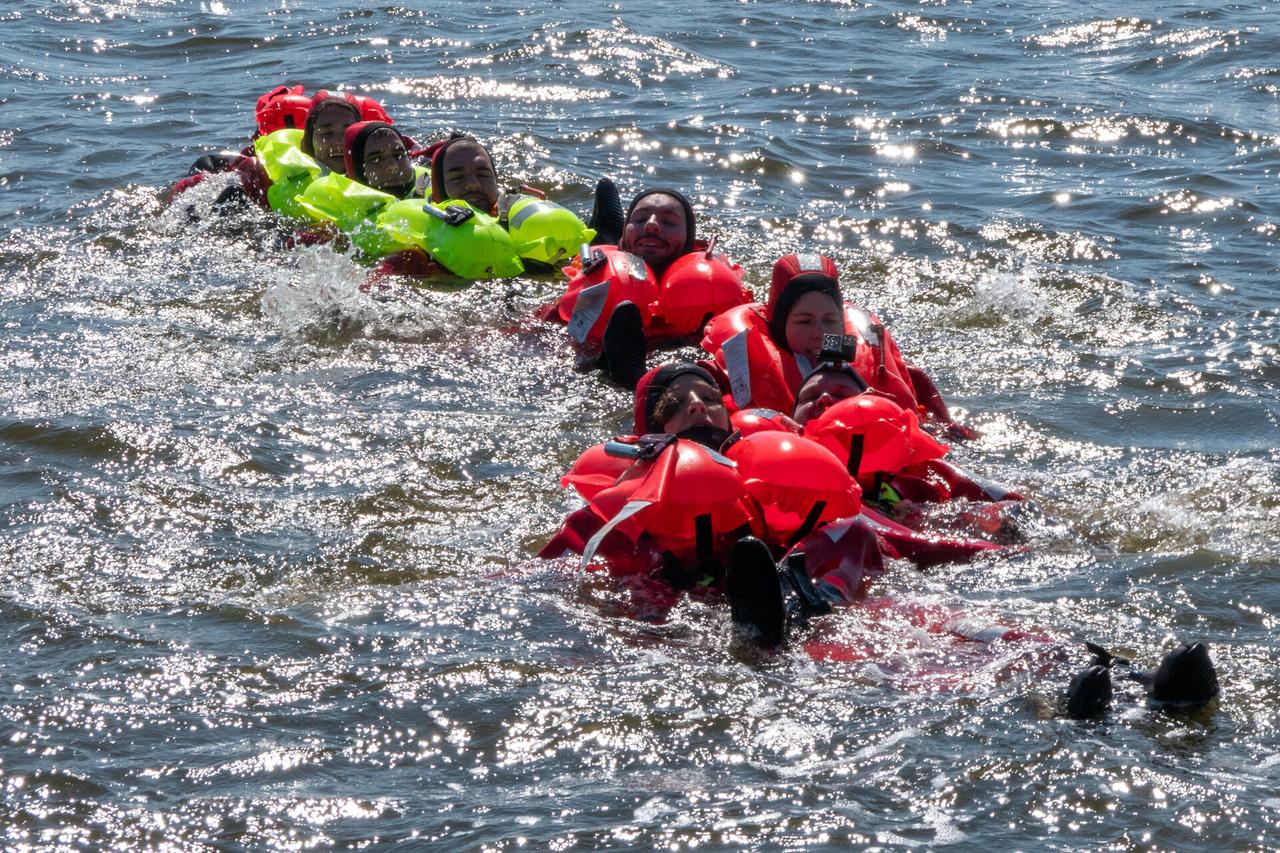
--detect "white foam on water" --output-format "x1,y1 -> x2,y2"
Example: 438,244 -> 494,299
260,245 -> 386,337
924,806 -> 969,845
947,265 -> 1058,325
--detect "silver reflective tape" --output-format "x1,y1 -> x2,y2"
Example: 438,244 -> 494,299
510,199 -> 563,230
625,252 -> 649,281
795,253 -> 825,274
580,499 -> 651,569
722,330 -> 752,406
700,444 -> 738,469
567,281 -> 610,344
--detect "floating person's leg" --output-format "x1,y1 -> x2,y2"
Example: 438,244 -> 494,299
726,537 -> 785,649
1130,641 -> 1220,707
600,300 -> 648,390
587,178 -> 626,246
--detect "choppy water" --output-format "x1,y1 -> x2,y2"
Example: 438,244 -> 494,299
1,1 -> 1278,849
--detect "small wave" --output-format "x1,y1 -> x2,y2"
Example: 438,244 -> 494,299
943,267 -> 1058,328
260,247 -> 387,341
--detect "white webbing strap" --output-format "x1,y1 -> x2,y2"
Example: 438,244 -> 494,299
580,499 -> 651,569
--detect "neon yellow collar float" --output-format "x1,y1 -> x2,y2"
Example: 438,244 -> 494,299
501,195 -> 596,265
378,199 -> 529,279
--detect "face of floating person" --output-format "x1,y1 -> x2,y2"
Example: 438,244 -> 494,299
792,371 -> 865,426
441,141 -> 499,211
620,193 -> 687,273
656,374 -> 730,435
311,102 -> 360,174
362,128 -> 413,192
784,290 -> 844,365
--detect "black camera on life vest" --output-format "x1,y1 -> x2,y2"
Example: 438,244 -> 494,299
819,333 -> 857,364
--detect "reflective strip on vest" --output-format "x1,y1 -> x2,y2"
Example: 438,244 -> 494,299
721,329 -> 752,407
947,462 -> 1016,501
820,517 -> 859,542
795,253 -> 826,274
567,281 -> 610,344
509,199 -> 564,230
847,306 -> 880,348
625,253 -> 649,282
581,499 -> 651,569
699,443 -> 738,469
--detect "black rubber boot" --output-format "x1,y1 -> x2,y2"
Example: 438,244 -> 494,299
726,537 -> 785,649
186,151 -> 240,177
587,177 -> 625,246
1064,642 -> 1125,719
1065,664 -> 1113,718
1130,642 -> 1220,706
600,301 -> 647,390
781,553 -> 833,622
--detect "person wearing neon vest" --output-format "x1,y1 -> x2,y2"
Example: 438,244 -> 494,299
372,133 -> 618,279
167,86 -> 396,218
344,121 -> 424,199
301,94 -> 362,175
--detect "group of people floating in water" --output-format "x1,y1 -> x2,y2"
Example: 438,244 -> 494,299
172,84 -> 1221,719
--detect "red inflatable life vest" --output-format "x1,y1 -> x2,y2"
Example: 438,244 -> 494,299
350,94 -> 392,124
309,90 -> 393,125
257,92 -> 312,136
255,85 -> 309,136
555,243 -> 748,349
557,247 -> 659,348
581,438 -> 760,568
561,440 -> 640,502
647,246 -> 751,340
725,431 -> 863,550
729,408 -> 799,437
701,302 -> 798,413
701,301 -> 920,415
802,395 -> 948,486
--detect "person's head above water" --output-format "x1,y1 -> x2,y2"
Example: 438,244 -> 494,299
619,189 -> 697,277
634,362 -> 730,442
792,360 -> 868,426
766,253 -> 845,366
255,85 -> 312,137
344,121 -> 415,198
302,94 -> 362,174
430,134 -> 499,212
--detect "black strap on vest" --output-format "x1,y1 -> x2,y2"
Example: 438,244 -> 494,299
786,500 -> 827,550
845,434 -> 864,476
695,514 -> 713,564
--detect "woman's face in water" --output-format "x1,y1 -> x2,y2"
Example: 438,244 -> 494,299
784,290 -> 844,364
656,374 -> 730,435
310,102 -> 359,173
792,371 -> 865,426
441,141 -> 499,211
361,128 -> 413,192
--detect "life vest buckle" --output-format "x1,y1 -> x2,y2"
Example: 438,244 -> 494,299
423,203 -> 475,227
579,244 -> 607,275
603,433 -> 676,461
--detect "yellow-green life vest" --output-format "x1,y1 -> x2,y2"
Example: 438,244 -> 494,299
253,128 -> 322,221
378,198 -> 529,279
501,195 -> 596,265
295,167 -> 431,259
